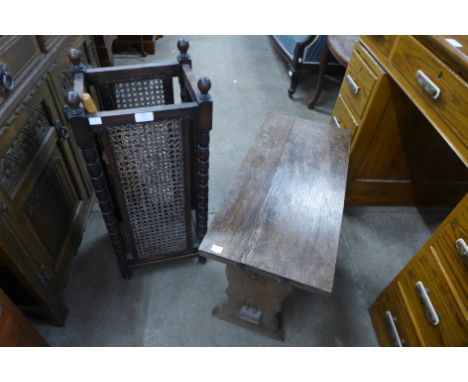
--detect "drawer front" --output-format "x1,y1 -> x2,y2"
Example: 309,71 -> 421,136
331,94 -> 359,139
400,247 -> 468,346
391,36 -> 468,164
0,36 -> 43,106
370,280 -> 423,346
361,35 -> 397,59
431,196 -> 468,307
340,48 -> 379,119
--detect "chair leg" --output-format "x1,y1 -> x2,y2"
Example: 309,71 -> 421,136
288,70 -> 299,98
307,44 -> 330,109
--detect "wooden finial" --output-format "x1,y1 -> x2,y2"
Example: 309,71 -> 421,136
177,39 -> 191,63
66,91 -> 80,107
68,49 -> 86,72
177,39 -> 189,54
197,77 -> 211,99
68,49 -> 81,64
65,91 -> 82,116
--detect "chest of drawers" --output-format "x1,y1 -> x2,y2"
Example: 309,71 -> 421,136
332,35 -> 468,346
370,194 -> 468,346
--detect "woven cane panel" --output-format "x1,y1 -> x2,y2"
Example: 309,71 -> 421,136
106,118 -> 188,259
112,78 -> 167,109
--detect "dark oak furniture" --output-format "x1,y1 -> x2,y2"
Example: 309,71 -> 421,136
92,36 -> 117,66
0,36 -> 98,325
199,113 -> 351,340
66,39 -> 212,279
330,35 -> 467,345
113,36 -> 162,56
308,35 -> 358,109
0,288 -> 48,346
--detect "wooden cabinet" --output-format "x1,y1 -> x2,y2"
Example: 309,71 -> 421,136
334,36 -> 468,206
333,36 -> 468,346
370,194 -> 468,346
0,288 -> 47,346
390,36 -> 468,163
0,36 -> 96,325
0,36 -> 43,106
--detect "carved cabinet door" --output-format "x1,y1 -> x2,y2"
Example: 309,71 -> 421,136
0,79 -> 93,323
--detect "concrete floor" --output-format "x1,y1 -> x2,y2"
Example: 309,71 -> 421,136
34,36 -> 449,346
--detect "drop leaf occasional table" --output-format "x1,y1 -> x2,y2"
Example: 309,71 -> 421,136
199,113 -> 351,340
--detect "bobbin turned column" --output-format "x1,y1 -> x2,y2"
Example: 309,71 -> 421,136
65,91 -> 131,279
177,39 -> 192,102
195,77 -> 212,242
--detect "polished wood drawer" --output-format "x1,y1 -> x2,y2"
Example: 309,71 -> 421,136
400,246 -> 468,346
430,196 -> 468,308
370,280 -> 423,346
340,46 -> 379,119
391,36 -> 468,164
330,94 -> 359,137
371,194 -> 468,346
361,35 -> 397,59
0,36 -> 43,106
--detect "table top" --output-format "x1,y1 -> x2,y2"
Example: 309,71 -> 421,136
199,113 -> 351,293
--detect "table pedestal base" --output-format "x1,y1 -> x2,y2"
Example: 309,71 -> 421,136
213,264 -> 293,341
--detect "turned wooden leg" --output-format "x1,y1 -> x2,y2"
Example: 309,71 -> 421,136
213,264 -> 293,341
307,43 -> 330,109
288,70 -> 299,98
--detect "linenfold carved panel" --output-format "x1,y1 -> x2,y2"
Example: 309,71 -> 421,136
0,105 -> 51,195
26,156 -> 78,261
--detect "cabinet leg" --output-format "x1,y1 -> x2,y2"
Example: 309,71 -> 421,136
44,299 -> 69,326
212,264 -> 293,341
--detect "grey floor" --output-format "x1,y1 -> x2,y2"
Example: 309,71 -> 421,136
34,36 -> 449,346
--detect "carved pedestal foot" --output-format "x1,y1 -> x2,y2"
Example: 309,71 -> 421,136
212,264 -> 293,341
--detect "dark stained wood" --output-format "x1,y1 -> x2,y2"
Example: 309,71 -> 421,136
0,36 -> 97,325
213,264 -> 293,341
92,35 -> 117,66
66,39 -> 213,277
0,289 -> 48,346
199,113 -> 351,293
308,35 -> 358,109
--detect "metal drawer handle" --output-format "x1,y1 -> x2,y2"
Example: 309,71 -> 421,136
385,310 -> 404,347
416,70 -> 441,99
346,74 -> 360,95
332,116 -> 342,129
455,238 -> 468,266
415,281 -> 440,326
0,63 -> 15,92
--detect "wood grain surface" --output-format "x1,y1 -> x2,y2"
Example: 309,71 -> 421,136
199,113 -> 351,293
